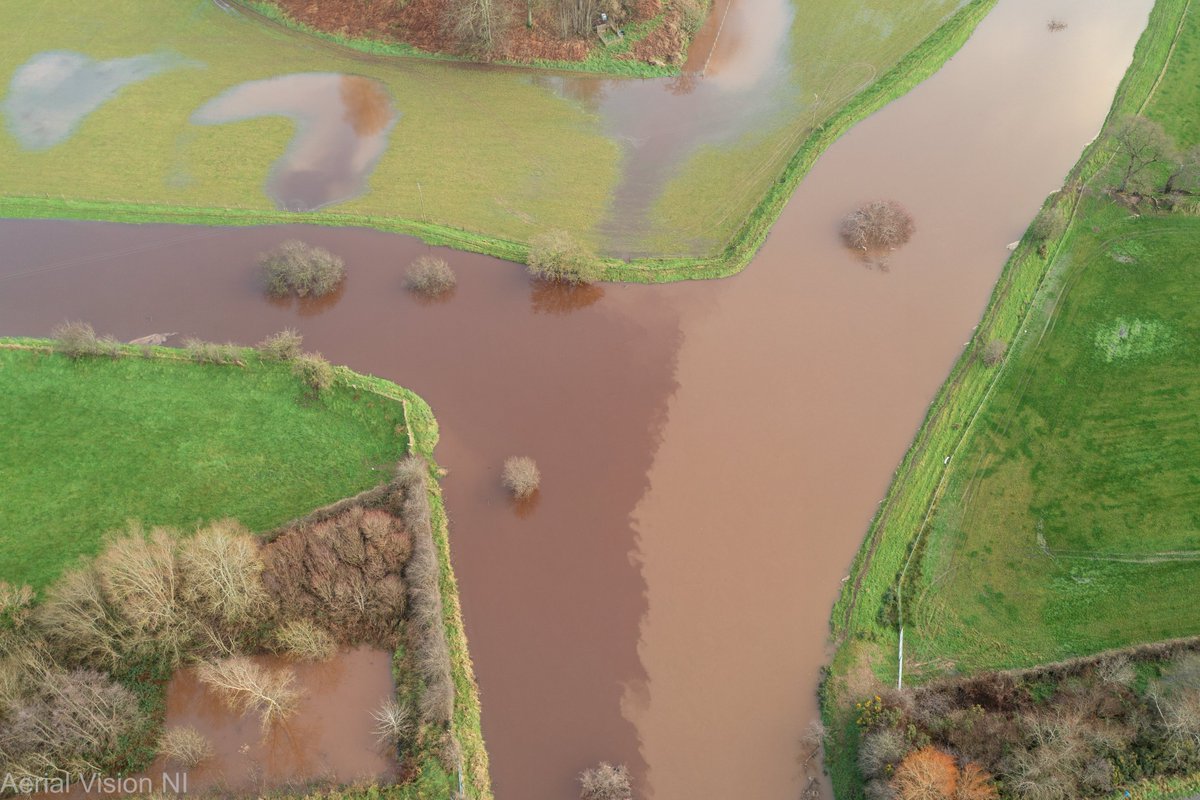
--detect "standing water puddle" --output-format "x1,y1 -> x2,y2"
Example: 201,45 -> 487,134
0,0 -> 1157,798
191,73 -> 398,211
1,51 -> 184,150
148,646 -> 397,794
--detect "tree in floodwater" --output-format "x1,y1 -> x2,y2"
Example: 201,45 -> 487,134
579,762 -> 632,800
841,200 -> 915,252
1112,115 -> 1175,193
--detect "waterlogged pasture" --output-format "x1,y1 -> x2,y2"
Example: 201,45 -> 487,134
907,201 -> 1200,672
0,0 -> 972,256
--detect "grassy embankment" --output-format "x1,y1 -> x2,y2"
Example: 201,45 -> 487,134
242,0 -> 701,78
0,338 -> 491,800
0,0 -> 988,281
822,0 -> 1199,796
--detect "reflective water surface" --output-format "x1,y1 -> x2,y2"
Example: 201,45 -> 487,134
0,0 -> 1153,797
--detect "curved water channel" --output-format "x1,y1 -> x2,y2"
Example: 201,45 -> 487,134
0,0 -> 1153,797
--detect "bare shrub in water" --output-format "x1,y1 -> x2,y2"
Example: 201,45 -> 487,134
372,698 -> 415,748
157,725 -> 213,769
579,762 -> 632,800
257,328 -> 304,361
197,657 -> 301,733
405,255 -> 457,297
527,231 -> 604,284
52,321 -> 120,359
841,200 -> 915,251
502,456 -> 541,499
292,351 -> 335,397
260,240 -> 345,298
274,619 -> 336,662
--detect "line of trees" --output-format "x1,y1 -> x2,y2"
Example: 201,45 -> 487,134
1111,115 -> 1200,196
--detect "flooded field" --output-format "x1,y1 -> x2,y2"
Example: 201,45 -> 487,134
192,73 -> 397,211
2,50 -> 183,150
148,647 -> 397,794
0,0 -> 1154,798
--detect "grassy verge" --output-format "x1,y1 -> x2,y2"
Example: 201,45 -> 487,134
0,338 -> 490,799
821,0 -> 1196,796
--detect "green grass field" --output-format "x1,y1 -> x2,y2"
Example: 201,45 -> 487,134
821,1 -> 1200,796
908,201 -> 1200,671
0,0 -> 978,271
0,341 -> 408,589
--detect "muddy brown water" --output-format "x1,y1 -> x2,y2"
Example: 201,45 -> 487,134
149,647 -> 397,794
0,0 -> 1153,797
191,73 -> 397,212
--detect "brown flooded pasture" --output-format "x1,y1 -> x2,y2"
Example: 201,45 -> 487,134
0,0 -> 1155,798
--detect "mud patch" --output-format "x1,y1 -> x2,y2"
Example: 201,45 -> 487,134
1,51 -> 183,150
191,73 -> 398,211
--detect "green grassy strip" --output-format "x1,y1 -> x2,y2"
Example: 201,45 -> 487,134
240,0 -> 685,78
0,0 -> 990,284
819,0 -> 1192,796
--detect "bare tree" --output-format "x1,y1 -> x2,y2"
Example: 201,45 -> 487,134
502,456 -> 541,499
449,0 -> 504,54
841,201 -> 915,251
158,726 -> 214,768
579,762 -> 632,800
1112,116 -> 1174,193
197,657 -> 301,733
559,0 -> 600,38
1165,143 -> 1200,194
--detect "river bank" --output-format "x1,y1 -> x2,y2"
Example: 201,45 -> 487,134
821,0 -> 1198,797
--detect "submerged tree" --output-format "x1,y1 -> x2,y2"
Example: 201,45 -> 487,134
841,200 -> 915,252
579,762 -> 632,800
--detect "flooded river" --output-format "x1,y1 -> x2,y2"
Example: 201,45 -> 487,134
0,0 -> 1153,798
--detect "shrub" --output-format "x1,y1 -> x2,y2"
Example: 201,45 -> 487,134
502,456 -> 541,499
158,726 -> 213,769
260,240 -> 345,298
579,762 -> 632,800
183,338 -> 240,365
372,698 -> 415,747
405,255 -> 457,297
292,352 -> 335,396
261,507 -> 411,644
859,727 -> 910,779
197,657 -> 301,733
981,339 -> 1007,367
0,652 -> 140,777
527,231 -> 604,284
274,619 -> 336,662
257,329 -> 304,361
891,747 -> 958,800
51,321 -> 119,359
177,520 -> 272,630
841,201 -> 915,251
